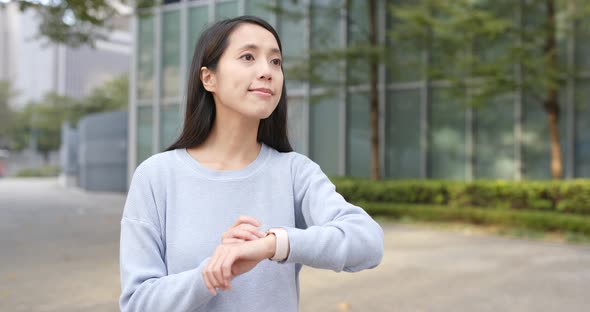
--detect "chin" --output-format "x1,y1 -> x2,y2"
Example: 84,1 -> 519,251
255,110 -> 275,120
251,105 -> 278,120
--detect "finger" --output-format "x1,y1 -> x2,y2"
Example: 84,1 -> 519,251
204,257 -> 218,292
207,249 -> 225,290
231,216 -> 261,228
213,246 -> 232,290
221,252 -> 237,289
217,249 -> 233,289
222,223 -> 264,243
236,224 -> 266,238
202,262 -> 216,295
229,228 -> 260,241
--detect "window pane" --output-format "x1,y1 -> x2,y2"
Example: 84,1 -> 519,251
475,95 -> 514,179
246,0 -> 273,22
347,92 -> 370,177
386,89 -> 421,178
162,11 -> 181,98
138,15 -> 155,100
188,6 -> 209,64
287,97 -> 306,154
575,18 -> 590,71
311,0 -> 343,86
137,105 -> 153,165
430,88 -> 466,180
386,0 -> 422,83
310,95 -> 340,175
347,0 -> 369,85
160,103 -> 182,151
278,0 -> 305,90
216,1 -> 238,21
575,79 -> 590,177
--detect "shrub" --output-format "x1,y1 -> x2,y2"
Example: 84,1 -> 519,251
331,178 -> 590,215
359,202 -> 590,236
15,166 -> 60,177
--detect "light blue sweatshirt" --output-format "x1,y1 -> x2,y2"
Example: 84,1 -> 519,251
119,143 -> 384,312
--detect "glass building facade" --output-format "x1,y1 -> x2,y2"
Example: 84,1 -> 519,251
128,0 -> 590,183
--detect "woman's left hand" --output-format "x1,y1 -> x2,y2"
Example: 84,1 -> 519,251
220,215 -> 266,244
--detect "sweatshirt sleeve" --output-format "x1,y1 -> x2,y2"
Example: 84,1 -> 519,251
282,155 -> 384,273
119,163 -> 215,312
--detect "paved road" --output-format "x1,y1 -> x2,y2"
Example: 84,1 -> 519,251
1,178 -> 589,312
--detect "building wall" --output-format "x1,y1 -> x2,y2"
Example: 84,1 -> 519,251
0,2 -> 57,108
129,0 -> 590,184
62,40 -> 130,99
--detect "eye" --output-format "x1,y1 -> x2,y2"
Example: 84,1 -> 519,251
271,58 -> 282,66
240,53 -> 254,61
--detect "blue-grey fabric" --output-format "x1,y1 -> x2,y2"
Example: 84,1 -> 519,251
120,143 -> 384,312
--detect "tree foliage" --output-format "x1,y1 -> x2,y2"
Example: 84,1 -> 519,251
6,74 -> 129,157
269,0 -> 384,179
0,81 -> 17,141
389,0 -> 590,179
3,0 -> 153,47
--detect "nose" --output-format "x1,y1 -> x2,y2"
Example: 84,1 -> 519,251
258,61 -> 272,81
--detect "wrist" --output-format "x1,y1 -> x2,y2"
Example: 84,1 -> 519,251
266,228 -> 289,261
262,233 -> 276,259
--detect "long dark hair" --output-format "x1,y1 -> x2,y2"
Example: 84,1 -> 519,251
165,16 -> 292,153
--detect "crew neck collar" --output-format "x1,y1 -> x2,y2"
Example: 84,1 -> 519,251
175,143 -> 270,181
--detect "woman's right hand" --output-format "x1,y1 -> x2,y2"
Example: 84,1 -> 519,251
220,215 -> 266,244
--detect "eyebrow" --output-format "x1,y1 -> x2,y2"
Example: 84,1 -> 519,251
238,44 -> 281,55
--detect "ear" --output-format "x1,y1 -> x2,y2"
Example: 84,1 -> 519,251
200,66 -> 216,92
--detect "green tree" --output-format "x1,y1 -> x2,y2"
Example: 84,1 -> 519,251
0,81 -> 17,143
9,93 -> 78,161
271,0 -> 385,180
7,74 -> 128,160
77,73 -> 129,116
389,0 -> 590,179
2,0 -> 153,47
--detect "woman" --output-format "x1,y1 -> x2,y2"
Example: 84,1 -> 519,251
119,15 -> 383,312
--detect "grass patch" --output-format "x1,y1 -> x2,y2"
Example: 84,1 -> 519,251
15,166 -> 60,177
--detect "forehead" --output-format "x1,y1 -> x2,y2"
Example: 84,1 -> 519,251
227,23 -> 280,52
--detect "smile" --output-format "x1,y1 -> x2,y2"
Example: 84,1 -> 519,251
249,88 -> 273,97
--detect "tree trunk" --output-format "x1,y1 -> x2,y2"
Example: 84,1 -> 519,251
544,0 -> 563,179
368,0 -> 381,180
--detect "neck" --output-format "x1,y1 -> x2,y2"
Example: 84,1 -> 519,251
188,103 -> 262,169
204,117 -> 261,159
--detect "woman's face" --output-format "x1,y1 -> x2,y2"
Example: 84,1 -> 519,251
202,23 -> 284,121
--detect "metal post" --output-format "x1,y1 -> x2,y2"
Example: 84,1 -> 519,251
339,0 -> 347,176
378,0 -> 387,178
566,0 -> 576,178
153,6 -> 162,154
514,0 -> 524,180
127,14 -> 139,187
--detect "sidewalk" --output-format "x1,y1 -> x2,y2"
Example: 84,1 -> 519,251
1,178 -> 589,311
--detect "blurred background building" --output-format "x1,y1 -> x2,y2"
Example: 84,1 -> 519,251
0,1 -> 131,109
128,0 -> 590,184
0,1 -> 131,184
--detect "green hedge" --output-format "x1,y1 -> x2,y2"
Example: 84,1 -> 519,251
332,178 -> 590,215
15,166 -> 60,177
359,202 -> 590,236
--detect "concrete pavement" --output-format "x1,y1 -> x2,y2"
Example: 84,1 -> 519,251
1,178 -> 589,312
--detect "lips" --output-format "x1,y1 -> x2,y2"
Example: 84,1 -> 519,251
249,88 -> 273,96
